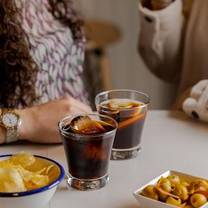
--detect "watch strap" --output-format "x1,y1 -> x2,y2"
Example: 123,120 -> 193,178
5,126 -> 19,143
0,109 -> 20,143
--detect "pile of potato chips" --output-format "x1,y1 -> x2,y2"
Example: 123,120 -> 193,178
0,152 -> 54,193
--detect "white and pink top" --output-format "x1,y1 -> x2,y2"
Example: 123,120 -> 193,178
17,0 -> 89,105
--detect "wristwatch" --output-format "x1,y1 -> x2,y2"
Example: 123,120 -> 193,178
0,109 -> 21,143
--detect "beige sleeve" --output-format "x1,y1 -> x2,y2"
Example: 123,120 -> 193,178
138,0 -> 184,83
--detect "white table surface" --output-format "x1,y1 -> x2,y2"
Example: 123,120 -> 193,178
1,110 -> 208,208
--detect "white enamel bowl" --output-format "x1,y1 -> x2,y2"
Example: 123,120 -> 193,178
0,154 -> 65,208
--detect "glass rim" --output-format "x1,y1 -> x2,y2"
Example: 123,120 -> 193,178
58,113 -> 118,138
95,89 -> 150,109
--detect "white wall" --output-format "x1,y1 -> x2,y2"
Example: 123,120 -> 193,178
75,0 -> 176,109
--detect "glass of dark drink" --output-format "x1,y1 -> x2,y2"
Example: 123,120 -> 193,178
58,113 -> 117,191
95,90 -> 150,160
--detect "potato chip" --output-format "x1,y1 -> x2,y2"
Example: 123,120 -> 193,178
26,158 -> 51,172
36,165 -> 54,175
0,152 -> 54,193
16,167 -> 49,189
16,166 -> 34,182
36,167 -> 47,175
24,174 -> 49,190
45,165 -> 54,175
0,160 -> 13,168
0,168 -> 26,192
10,152 -> 35,168
31,175 -> 49,188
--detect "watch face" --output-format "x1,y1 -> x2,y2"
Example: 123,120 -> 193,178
2,113 -> 19,127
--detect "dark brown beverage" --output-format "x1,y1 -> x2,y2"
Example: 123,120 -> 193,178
60,116 -> 116,180
95,90 -> 149,160
98,99 -> 146,150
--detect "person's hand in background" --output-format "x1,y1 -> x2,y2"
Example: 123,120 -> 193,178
141,0 -> 174,10
151,0 -> 174,10
17,97 -> 92,143
183,80 -> 208,122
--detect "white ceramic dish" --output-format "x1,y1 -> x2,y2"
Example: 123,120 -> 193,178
0,154 -> 65,208
133,170 -> 208,208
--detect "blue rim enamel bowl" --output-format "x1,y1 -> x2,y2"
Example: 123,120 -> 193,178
0,154 -> 65,208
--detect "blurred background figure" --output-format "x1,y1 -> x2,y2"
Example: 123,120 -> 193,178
79,0 -> 208,121
138,0 -> 208,121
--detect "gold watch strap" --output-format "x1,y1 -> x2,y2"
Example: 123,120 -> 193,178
1,109 -> 20,143
5,126 -> 18,143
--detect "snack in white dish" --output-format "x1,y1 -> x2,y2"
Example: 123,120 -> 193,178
134,170 -> 208,208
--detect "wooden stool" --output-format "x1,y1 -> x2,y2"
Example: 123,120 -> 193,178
84,20 -> 121,106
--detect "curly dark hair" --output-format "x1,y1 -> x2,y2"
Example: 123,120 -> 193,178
0,0 -> 83,108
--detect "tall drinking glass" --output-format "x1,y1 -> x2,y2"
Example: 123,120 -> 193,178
95,89 -> 150,160
59,113 -> 117,191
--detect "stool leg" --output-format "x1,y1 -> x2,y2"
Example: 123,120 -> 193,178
99,49 -> 112,90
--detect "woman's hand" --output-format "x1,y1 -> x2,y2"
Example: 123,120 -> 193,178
151,0 -> 173,10
141,0 -> 173,10
17,97 -> 92,143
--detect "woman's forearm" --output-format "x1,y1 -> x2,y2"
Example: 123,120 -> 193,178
16,108 -> 35,141
0,97 -> 92,144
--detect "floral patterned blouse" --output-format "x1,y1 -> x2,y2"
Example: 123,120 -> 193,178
17,0 -> 89,105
